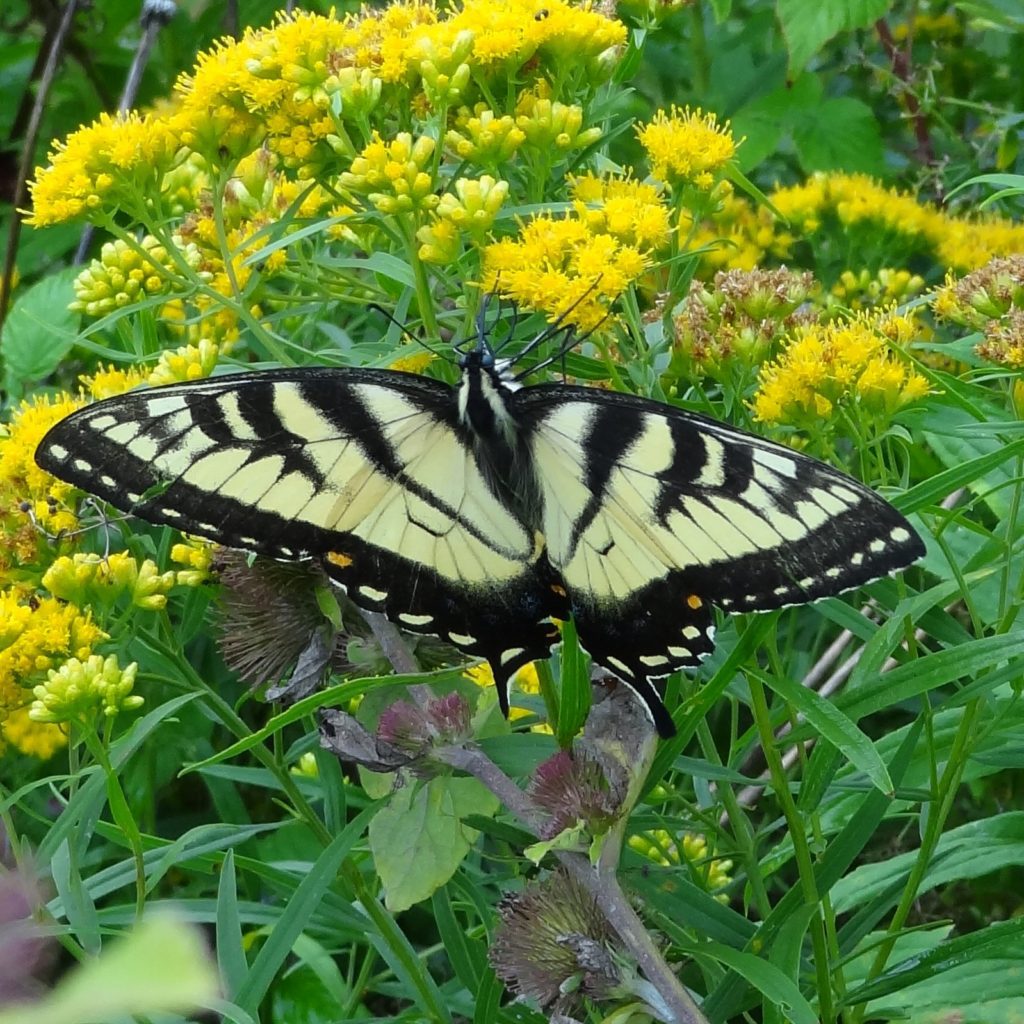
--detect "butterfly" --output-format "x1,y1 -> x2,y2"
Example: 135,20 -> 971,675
35,307 -> 924,737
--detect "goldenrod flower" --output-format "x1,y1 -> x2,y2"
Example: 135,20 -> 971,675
753,309 -> 930,428
931,216 -> 1024,274
672,268 -> 817,382
978,308 -> 1024,369
830,268 -> 926,311
0,590 -> 106,721
446,107 -> 525,166
570,172 -> 671,252
71,236 -> 201,319
628,829 -> 734,902
483,214 -> 649,330
515,86 -> 601,153
637,105 -> 737,191
340,132 -> 439,215
0,395 -> 83,564
930,255 -> 1024,331
27,111 -> 179,226
30,653 -> 142,725
416,217 -> 461,264
1,705 -> 68,759
436,175 -> 509,238
170,537 -> 216,587
147,338 -> 221,386
389,350 -> 437,374
80,364 -> 149,400
42,552 -> 177,612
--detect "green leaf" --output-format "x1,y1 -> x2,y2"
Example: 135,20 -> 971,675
556,617 -> 590,745
777,0 -> 892,74
691,942 -> 819,1024
792,96 -> 886,174
370,776 -> 499,912
0,914 -> 219,1024
843,918 -> 1024,1006
217,850 -> 248,999
0,266 -> 80,396
235,805 -> 378,1013
837,634 -> 1024,722
757,668 -> 893,794
832,812 -> 1024,915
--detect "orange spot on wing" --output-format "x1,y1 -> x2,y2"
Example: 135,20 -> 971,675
551,583 -> 567,597
327,551 -> 353,568
686,594 -> 703,609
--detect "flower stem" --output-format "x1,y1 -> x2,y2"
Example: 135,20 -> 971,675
747,671 -> 836,1023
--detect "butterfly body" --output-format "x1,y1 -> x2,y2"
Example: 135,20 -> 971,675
36,337 -> 924,737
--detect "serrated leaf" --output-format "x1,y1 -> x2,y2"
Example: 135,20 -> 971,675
370,776 -> 499,912
777,0 -> 893,74
793,96 -> 886,174
1,266 -> 80,396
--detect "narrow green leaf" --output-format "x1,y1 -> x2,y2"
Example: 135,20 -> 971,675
894,435 -> 1024,514
691,941 -> 818,1024
344,862 -> 454,1024
842,918 -> 1024,1005
433,884 -> 484,993
832,812 -> 1024,915
757,668 -> 893,794
235,804 -> 378,1013
556,617 -> 590,745
217,850 -> 248,1000
838,634 -> 1024,722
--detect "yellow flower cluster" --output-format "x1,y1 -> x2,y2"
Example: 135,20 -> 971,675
419,175 -> 509,263
628,829 -> 734,902
483,214 -> 652,330
30,653 -> 142,725
932,256 -> 1024,370
482,171 -> 670,329
42,552 -> 178,612
0,394 -> 84,570
71,236 -> 202,318
636,106 -> 737,191
27,111 -> 179,226
1,706 -> 67,759
29,1 -> 625,226
753,308 -> 931,428
0,589 -> 105,720
341,132 -> 439,216
571,173 -> 672,251
170,536 -> 216,587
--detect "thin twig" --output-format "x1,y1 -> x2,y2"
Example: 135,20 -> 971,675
74,0 -> 177,264
875,18 -> 936,173
0,0 -> 82,329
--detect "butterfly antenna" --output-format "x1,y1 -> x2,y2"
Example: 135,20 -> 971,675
509,276 -> 604,377
518,309 -> 613,380
367,302 -> 455,366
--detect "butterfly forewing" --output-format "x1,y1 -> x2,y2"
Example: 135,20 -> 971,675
36,369 -> 565,712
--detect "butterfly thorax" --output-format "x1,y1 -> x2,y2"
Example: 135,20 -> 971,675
457,352 -> 542,524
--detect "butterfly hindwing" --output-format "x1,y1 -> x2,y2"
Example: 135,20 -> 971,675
36,369 -> 566,710
515,384 -> 924,718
